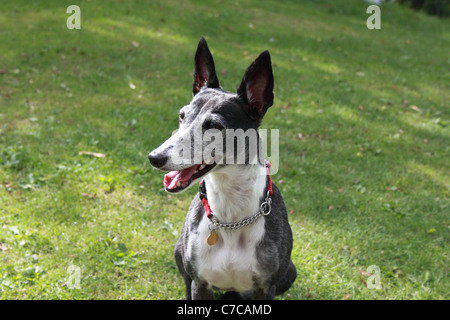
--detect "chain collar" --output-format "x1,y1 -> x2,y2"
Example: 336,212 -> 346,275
208,189 -> 272,231
199,161 -> 273,232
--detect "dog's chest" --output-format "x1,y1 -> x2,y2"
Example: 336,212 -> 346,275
192,218 -> 265,292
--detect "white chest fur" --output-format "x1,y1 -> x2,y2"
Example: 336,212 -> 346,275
189,164 -> 268,292
195,216 -> 265,292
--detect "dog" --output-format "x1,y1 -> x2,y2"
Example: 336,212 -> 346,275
148,37 -> 296,299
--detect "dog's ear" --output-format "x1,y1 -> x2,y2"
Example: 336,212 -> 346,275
193,37 -> 220,95
237,50 -> 274,121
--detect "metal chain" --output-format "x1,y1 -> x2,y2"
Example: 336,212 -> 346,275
209,190 -> 272,231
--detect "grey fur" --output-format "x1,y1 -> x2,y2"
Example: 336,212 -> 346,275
174,180 -> 297,299
150,38 -> 296,300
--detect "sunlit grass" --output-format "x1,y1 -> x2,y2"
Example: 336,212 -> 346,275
0,0 -> 448,300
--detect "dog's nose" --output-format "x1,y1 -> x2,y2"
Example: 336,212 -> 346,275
148,151 -> 168,168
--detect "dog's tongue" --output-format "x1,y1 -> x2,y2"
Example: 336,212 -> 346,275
164,164 -> 201,189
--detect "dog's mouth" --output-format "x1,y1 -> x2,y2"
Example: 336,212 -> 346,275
163,160 -> 216,193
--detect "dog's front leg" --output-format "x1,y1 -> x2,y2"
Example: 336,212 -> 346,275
191,280 -> 214,300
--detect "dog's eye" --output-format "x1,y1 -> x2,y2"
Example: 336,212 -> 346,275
204,119 -> 223,131
179,112 -> 185,123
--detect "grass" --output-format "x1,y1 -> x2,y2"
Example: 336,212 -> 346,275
0,0 -> 449,299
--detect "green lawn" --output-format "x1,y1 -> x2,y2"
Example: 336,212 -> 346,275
0,0 -> 448,299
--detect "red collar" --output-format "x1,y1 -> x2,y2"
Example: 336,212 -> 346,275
199,161 -> 273,220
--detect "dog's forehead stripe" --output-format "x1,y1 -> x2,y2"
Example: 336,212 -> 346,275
189,89 -> 233,113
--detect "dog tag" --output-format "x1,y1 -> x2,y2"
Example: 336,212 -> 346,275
207,230 -> 218,246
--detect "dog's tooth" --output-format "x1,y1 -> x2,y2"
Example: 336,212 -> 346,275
194,170 -> 198,174
199,164 -> 205,170
176,181 -> 181,187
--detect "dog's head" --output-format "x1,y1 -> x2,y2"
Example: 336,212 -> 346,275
148,37 -> 274,193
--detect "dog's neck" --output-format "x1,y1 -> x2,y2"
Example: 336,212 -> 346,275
203,163 -> 267,223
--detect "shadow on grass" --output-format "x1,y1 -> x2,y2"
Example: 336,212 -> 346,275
1,0 -> 448,299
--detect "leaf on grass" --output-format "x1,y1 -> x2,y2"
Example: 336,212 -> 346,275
409,105 -> 420,112
81,192 -> 96,199
358,269 -> 371,277
78,151 -> 105,158
359,277 -> 367,287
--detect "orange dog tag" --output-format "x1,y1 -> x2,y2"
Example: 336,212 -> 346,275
207,230 -> 218,246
